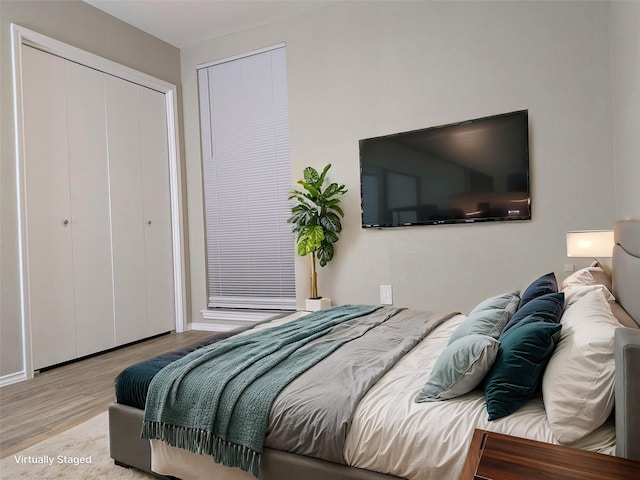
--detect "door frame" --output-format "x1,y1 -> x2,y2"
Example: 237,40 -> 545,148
10,24 -> 186,382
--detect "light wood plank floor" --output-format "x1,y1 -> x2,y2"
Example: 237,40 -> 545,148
0,330 -> 214,458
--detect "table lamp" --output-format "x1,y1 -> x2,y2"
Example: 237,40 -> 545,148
566,230 -> 614,258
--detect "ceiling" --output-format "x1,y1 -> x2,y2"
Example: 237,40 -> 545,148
83,0 -> 334,49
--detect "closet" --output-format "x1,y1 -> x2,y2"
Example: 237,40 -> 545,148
21,45 -> 175,370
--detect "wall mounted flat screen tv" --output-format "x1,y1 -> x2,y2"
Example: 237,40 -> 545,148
359,110 -> 531,228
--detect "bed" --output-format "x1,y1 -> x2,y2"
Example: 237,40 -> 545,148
109,219 -> 640,479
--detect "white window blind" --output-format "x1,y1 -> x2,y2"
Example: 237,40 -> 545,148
198,45 -> 295,310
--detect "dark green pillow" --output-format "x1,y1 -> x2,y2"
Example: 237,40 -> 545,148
483,320 -> 562,420
502,292 -> 564,335
518,272 -> 558,309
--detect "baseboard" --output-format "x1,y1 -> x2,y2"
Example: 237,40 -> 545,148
0,370 -> 27,387
195,309 -> 298,332
189,322 -> 238,332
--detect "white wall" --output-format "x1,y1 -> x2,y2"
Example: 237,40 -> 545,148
181,0 -> 616,320
610,1 -> 640,220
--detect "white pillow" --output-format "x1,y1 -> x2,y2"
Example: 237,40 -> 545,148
562,284 -> 615,307
542,288 -> 621,444
560,262 -> 612,292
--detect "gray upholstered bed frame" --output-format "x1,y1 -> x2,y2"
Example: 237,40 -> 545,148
612,220 -> 640,461
109,220 -> 640,478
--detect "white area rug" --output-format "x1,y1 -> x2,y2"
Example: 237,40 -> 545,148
0,412 -> 155,479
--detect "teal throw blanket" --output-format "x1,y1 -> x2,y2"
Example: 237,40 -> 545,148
141,304 -> 379,477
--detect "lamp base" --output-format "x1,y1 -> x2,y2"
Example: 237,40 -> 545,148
305,297 -> 331,312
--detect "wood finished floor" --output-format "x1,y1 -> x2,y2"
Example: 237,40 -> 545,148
0,330 -> 214,459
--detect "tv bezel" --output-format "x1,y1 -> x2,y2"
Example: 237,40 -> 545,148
359,110 -> 531,228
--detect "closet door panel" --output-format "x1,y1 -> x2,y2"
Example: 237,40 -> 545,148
105,75 -> 148,345
65,61 -> 116,356
21,47 -> 77,369
138,87 -> 175,334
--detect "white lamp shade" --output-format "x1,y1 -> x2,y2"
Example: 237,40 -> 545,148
566,230 -> 614,258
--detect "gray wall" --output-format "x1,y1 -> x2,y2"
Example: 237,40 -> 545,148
610,1 -> 640,220
0,0 -> 183,377
181,1 -> 621,324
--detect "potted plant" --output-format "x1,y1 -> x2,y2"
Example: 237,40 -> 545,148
288,164 -> 348,310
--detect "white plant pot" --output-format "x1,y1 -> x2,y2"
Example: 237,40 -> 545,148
305,297 -> 331,312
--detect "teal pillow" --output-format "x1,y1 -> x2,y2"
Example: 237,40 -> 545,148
518,272 -> 558,309
502,292 -> 564,334
483,321 -> 562,420
415,334 -> 500,402
448,291 -> 520,345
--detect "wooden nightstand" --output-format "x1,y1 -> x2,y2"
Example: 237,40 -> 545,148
460,429 -> 640,480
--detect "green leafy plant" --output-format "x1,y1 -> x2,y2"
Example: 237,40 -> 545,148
288,164 -> 348,299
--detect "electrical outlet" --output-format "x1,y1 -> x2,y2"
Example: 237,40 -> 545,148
380,285 -> 393,305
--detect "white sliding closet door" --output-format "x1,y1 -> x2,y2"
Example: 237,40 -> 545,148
138,88 -> 175,334
105,75 -> 149,345
65,61 -> 116,356
19,36 -> 178,372
22,47 -> 76,370
15,26 -> 183,378
107,78 -> 175,344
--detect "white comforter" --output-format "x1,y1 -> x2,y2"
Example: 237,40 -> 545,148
344,313 -> 615,479
151,312 -> 616,480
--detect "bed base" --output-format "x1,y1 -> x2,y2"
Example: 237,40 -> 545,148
109,403 -> 404,480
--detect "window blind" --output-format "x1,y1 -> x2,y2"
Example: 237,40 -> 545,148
198,45 -> 295,310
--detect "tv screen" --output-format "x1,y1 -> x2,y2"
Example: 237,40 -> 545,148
359,110 -> 531,228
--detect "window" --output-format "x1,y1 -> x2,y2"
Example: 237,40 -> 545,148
198,44 -> 295,312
